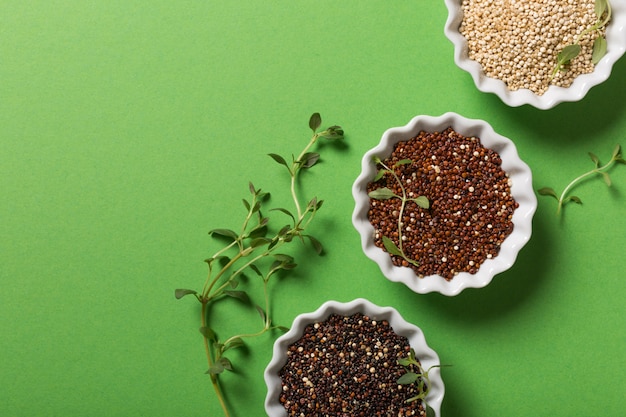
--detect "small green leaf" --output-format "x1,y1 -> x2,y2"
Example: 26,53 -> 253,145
276,325 -> 290,332
224,290 -> 250,303
219,357 -> 233,371
305,234 -> 324,255
300,152 -> 320,168
271,207 -> 295,222
174,289 -> 197,299
206,362 -> 225,375
426,404 -> 436,417
397,372 -> 419,385
394,159 -> 412,167
250,237 -> 271,248
567,195 -> 583,205
373,169 -> 386,182
595,0 -> 608,17
589,152 -> 601,167
309,113 -> 322,132
611,144 -> 622,160
411,196 -> 430,209
242,199 -> 251,211
319,125 -> 343,140
256,305 -> 266,322
368,187 -> 399,200
249,182 -> 256,195
558,44 -> 581,66
537,187 -> 559,200
382,235 -> 403,257
248,264 -> 263,277
602,172 -> 611,186
209,228 -> 239,240
268,153 -> 289,168
592,36 -> 607,64
372,155 -> 382,164
199,326 -> 216,341
223,337 -> 244,352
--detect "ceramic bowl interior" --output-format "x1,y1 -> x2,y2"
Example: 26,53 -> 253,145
264,298 -> 444,417
352,112 -> 536,296
443,0 -> 626,109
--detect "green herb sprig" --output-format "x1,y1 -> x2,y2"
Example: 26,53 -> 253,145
397,349 -> 446,417
551,0 -> 611,80
175,113 -> 344,417
368,157 -> 429,267
538,144 -> 625,214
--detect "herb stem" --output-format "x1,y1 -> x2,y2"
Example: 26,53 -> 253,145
557,157 -> 615,213
201,302 -> 231,417
291,133 -> 319,218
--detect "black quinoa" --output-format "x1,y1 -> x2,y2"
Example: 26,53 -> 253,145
367,127 -> 518,280
278,313 -> 427,417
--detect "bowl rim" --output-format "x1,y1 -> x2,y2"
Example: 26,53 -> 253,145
264,298 -> 445,417
351,112 -> 537,296
443,0 -> 626,109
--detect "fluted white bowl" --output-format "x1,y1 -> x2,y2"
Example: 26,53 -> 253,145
264,299 -> 444,417
444,0 -> 626,109
352,113 -> 536,296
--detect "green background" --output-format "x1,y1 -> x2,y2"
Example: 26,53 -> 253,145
2,1 -> 625,416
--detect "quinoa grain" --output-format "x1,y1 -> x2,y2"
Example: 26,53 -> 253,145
367,127 -> 518,281
278,313 -> 427,416
460,0 -> 605,95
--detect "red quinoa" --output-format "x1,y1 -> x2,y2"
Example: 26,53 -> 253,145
367,127 -> 518,280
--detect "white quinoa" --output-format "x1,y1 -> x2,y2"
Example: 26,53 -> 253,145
460,0 -> 606,95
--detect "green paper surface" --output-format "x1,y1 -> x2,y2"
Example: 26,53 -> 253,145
1,1 -> 625,416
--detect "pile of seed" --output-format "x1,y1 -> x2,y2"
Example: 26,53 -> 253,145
460,0 -> 605,95
278,313 -> 427,417
367,127 -> 518,281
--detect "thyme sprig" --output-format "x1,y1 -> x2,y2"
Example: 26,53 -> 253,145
551,0 -> 611,80
175,113 -> 344,417
397,349 -> 446,417
368,157 -> 429,267
538,144 -> 625,214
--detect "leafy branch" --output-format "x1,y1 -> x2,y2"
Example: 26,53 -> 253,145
397,349 -> 446,417
538,144 -> 625,214
551,0 -> 611,80
175,113 -> 344,417
368,157 -> 429,267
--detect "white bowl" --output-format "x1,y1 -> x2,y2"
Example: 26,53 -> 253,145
444,0 -> 626,109
352,112 -> 536,296
264,298 -> 444,417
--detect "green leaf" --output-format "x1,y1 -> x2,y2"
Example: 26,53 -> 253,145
397,372 -> 419,385
256,305 -> 266,322
209,228 -> 239,240
373,169 -> 386,182
224,290 -> 250,303
250,237 -> 271,248
276,325 -> 290,332
271,207 -> 295,222
206,361 -> 225,375
219,357 -> 233,371
382,235 -> 403,257
268,153 -> 289,168
242,198 -> 251,211
300,152 -> 320,168
249,223 -> 268,239
248,182 -> 256,195
602,172 -> 611,187
589,152 -> 601,167
372,155 -> 382,164
567,195 -> 583,205
537,187 -> 559,200
319,125 -> 344,140
595,0 -> 608,17
557,44 -> 581,66
426,404 -> 436,417
223,337 -> 244,352
305,234 -> 324,255
368,187 -> 399,200
411,196 -> 430,209
309,112 -> 322,132
248,264 -> 263,277
394,159 -> 412,167
611,144 -> 622,160
199,326 -> 216,341
592,36 -> 607,64
174,288 -> 197,299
